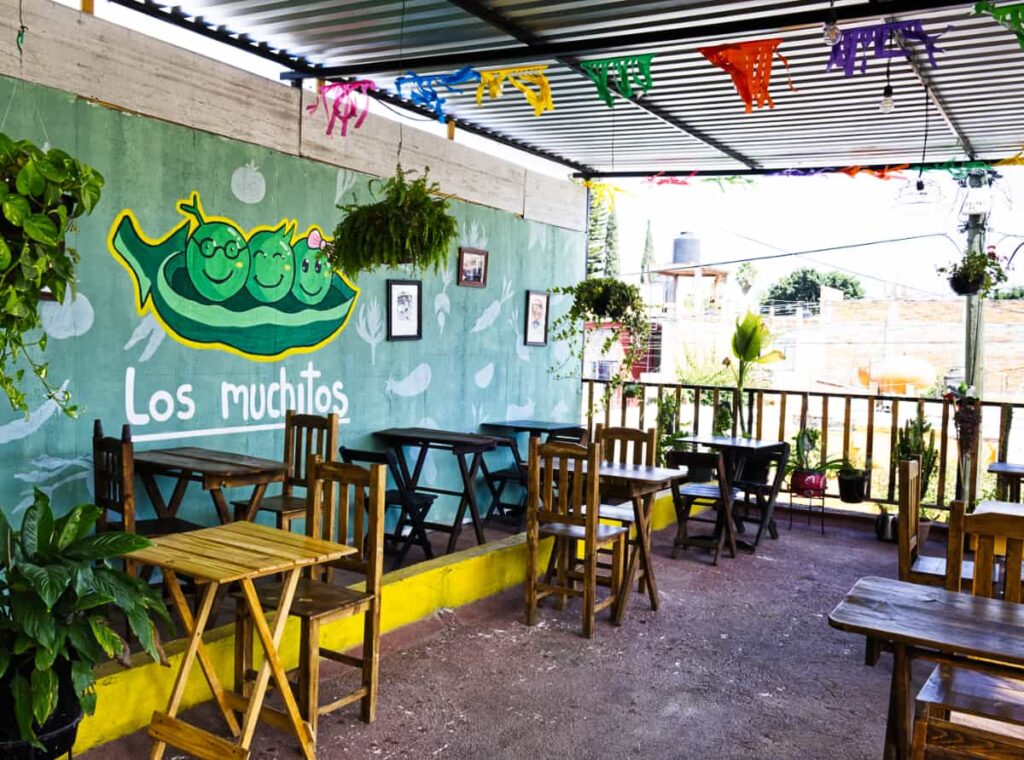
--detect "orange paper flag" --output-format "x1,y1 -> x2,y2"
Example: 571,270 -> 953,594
699,38 -> 796,112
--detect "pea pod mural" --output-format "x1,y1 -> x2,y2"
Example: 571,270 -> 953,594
107,193 -> 359,360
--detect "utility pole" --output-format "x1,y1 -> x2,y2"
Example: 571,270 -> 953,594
963,172 -> 989,396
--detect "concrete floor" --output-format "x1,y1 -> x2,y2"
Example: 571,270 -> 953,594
86,516 -> 907,759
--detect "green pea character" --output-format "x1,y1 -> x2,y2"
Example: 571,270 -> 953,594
245,222 -> 296,304
291,229 -> 332,306
179,193 -> 250,303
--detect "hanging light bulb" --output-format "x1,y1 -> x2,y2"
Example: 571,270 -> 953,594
823,0 -> 841,46
879,84 -> 895,113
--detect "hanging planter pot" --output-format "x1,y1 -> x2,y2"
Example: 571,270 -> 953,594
948,270 -> 984,296
326,164 -> 458,278
938,248 -> 1007,298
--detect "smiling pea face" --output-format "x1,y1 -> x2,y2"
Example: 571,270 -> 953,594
291,231 -> 333,306
245,226 -> 295,304
185,222 -> 250,302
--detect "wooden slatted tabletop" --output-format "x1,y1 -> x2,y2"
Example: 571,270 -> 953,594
126,521 -> 355,583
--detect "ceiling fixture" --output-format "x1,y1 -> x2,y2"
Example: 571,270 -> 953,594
895,86 -> 944,207
879,38 -> 895,113
823,0 -> 841,46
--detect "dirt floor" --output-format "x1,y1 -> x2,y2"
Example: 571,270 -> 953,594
85,515 -> 914,759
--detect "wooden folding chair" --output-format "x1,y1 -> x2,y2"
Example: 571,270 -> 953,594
667,448 -> 738,565
232,410 -> 338,529
234,455 -> 384,739
524,438 -> 627,638
911,511 -> 1024,758
93,421 -> 202,576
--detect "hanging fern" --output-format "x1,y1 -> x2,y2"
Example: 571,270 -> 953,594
326,164 -> 458,277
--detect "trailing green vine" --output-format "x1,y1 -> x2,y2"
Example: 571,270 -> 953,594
325,164 -> 458,277
549,277 -> 651,398
0,134 -> 104,417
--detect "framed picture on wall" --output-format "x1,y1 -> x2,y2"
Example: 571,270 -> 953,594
387,279 -> 422,340
457,247 -> 488,288
524,290 -> 549,346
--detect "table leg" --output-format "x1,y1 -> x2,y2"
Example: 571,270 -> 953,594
149,576 -> 229,760
632,493 -> 659,611
140,471 -> 190,520
237,571 -> 314,759
235,482 -> 270,523
210,487 -> 234,525
460,451 -> 487,546
883,641 -> 912,760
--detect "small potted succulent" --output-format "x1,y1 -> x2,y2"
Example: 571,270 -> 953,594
937,247 -> 1007,297
786,428 -> 843,497
0,491 -> 170,757
838,458 -> 871,504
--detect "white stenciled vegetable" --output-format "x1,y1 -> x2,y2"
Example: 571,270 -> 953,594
472,403 -> 489,426
335,169 -> 358,204
509,307 -> 530,363
470,278 -> 514,334
474,363 -> 494,389
231,160 -> 265,204
0,381 -> 69,445
124,314 -> 166,363
461,219 -> 488,250
387,363 -> 432,397
506,399 -> 535,419
435,265 -> 453,334
40,293 -> 94,339
357,297 -> 385,365
550,400 -> 569,419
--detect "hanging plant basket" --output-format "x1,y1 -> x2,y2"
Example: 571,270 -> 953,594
549,277 -> 651,397
948,270 -> 984,296
326,164 -> 458,277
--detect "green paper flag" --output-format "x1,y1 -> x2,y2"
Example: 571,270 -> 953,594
579,54 -> 655,107
975,2 -> 1024,49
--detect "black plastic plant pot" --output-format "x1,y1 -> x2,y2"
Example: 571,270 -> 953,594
838,470 -> 868,504
0,661 -> 84,760
949,271 -> 984,296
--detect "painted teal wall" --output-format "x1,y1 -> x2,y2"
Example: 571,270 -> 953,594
0,75 -> 584,526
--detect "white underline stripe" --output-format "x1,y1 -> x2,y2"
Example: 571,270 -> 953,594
133,423 -> 286,442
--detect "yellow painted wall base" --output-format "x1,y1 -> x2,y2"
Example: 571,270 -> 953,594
76,493 -> 678,752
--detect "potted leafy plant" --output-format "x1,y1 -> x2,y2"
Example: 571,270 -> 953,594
894,414 -> 938,500
838,458 -> 871,504
326,164 -> 457,277
0,134 -> 104,417
550,277 -> 651,398
723,311 -> 784,437
786,428 -> 843,497
0,490 -> 170,757
937,248 -> 1007,297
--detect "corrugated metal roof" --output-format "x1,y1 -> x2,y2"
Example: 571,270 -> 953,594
113,1 -> 1024,175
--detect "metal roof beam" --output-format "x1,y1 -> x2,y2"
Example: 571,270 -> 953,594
106,0 -> 595,173
874,9 -> 978,159
280,0 -> 974,79
439,0 -> 759,170
573,158 -> 1000,178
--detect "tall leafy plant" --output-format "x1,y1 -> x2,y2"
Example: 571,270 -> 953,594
0,134 -> 104,416
326,164 -> 457,277
895,413 -> 939,500
725,312 -> 784,436
0,491 -> 170,746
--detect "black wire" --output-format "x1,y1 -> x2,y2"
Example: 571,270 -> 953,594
918,86 -> 930,181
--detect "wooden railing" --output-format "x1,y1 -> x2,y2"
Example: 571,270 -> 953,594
581,380 -> 1024,511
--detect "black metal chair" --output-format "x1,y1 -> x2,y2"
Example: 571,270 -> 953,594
340,447 -> 435,568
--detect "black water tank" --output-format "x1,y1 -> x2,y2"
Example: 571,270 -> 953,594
672,232 -> 700,264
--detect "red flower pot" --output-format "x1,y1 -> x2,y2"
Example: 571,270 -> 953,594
791,469 -> 827,497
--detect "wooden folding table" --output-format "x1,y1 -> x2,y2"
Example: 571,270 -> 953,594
133,446 -> 290,524
126,521 -> 354,760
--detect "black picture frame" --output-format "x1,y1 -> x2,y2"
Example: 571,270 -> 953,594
524,290 -> 549,346
387,279 -> 422,341
457,247 -> 489,288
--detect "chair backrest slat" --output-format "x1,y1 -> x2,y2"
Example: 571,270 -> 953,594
529,438 -> 601,531
594,425 -> 655,467
283,410 -> 339,496
897,458 -> 922,582
92,421 -> 135,532
963,511 -> 1024,603
306,456 -> 385,583
545,427 -> 589,446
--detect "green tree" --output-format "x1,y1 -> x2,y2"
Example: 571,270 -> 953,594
586,195 -> 610,278
991,286 -> 1024,300
761,267 -> 864,308
640,220 -> 655,283
604,207 -> 620,278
